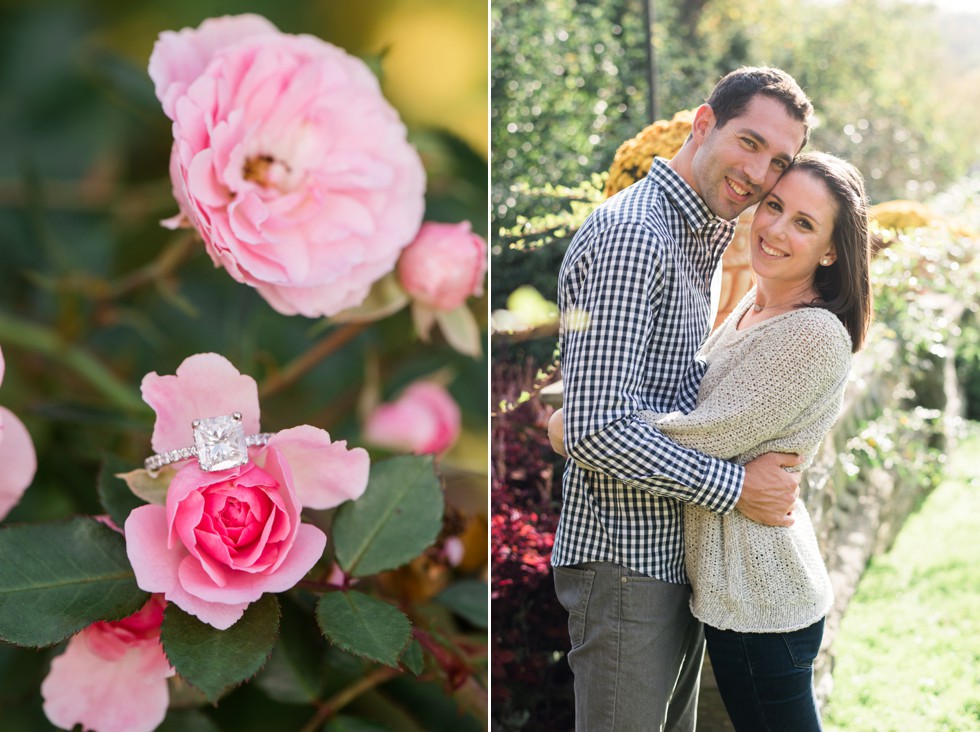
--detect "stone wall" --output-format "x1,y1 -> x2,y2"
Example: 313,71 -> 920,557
802,329 -> 963,703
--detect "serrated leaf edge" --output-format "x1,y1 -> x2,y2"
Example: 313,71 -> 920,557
161,597 -> 282,703
342,457 -> 434,574
315,591 -> 412,669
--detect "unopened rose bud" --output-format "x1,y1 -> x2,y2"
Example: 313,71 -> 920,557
398,221 -> 487,311
364,381 -> 461,455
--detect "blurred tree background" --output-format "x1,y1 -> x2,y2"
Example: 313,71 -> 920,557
0,1 -> 488,730
491,0 -> 980,312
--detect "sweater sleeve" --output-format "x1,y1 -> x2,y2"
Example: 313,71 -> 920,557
642,311 -> 852,464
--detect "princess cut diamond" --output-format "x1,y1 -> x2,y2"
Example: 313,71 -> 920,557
192,413 -> 248,471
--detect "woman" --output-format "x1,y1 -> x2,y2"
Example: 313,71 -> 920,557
550,151 -> 873,731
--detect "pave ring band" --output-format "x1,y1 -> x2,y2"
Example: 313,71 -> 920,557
145,412 -> 275,476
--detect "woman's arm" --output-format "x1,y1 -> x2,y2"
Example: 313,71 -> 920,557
647,312 -> 852,462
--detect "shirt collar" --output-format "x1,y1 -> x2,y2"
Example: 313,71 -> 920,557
647,157 -> 735,234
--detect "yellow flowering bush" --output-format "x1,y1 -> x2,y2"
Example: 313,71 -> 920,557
870,199 -> 933,231
604,109 -> 694,197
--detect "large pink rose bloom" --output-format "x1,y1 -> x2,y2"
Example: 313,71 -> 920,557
150,15 -> 426,317
364,381 -> 461,455
126,451 -> 325,629
41,595 -> 174,732
398,221 -> 487,311
126,353 -> 370,628
0,346 -> 37,520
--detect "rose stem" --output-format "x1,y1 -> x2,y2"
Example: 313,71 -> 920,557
258,322 -> 368,399
299,665 -> 402,732
104,230 -> 198,299
0,311 -> 148,413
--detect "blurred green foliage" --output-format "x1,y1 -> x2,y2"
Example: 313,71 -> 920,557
491,0 -> 980,311
0,1 -> 488,730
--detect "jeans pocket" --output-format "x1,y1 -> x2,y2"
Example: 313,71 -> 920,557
553,565 -> 596,649
781,618 -> 825,670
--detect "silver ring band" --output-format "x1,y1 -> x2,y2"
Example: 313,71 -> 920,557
144,412 -> 275,475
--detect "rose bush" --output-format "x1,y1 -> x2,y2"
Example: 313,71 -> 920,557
0,345 -> 36,520
364,380 -> 461,455
150,14 -> 426,317
125,353 -> 369,628
41,595 -> 174,732
0,7 -> 487,729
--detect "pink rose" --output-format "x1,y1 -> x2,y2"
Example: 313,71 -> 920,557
126,453 -> 325,629
0,346 -> 37,520
150,15 -> 426,317
41,595 -> 174,732
398,221 -> 487,311
364,381 -> 460,455
125,353 -> 370,628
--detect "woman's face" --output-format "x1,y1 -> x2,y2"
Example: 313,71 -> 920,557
748,168 -> 838,287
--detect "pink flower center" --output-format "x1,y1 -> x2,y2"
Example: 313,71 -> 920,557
243,153 -> 293,191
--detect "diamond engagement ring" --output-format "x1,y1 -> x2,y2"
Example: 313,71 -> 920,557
144,412 -> 275,476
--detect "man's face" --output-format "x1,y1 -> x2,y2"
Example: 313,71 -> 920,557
690,95 -> 806,221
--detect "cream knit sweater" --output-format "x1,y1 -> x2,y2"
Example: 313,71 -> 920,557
641,288 -> 852,632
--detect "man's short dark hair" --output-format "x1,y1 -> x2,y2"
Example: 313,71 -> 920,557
706,67 -> 813,149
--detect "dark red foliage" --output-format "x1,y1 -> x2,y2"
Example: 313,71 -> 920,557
490,360 -> 574,731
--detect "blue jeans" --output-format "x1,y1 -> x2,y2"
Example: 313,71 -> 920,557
704,618 -> 825,732
553,562 -> 704,732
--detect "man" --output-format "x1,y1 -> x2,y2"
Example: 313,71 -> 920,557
553,67 -> 814,732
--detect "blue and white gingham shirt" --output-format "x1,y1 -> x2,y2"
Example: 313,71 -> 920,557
552,158 -> 745,584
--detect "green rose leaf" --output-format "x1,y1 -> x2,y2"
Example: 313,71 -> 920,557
400,638 -> 425,677
332,455 -> 443,577
254,596 -> 326,704
0,517 -> 148,647
97,453 -> 148,527
316,591 -> 411,668
436,580 -> 488,629
161,594 -> 281,703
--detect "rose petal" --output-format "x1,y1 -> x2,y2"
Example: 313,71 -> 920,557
266,426 -> 369,509
125,505 -> 180,595
141,353 -> 261,454
164,579 -> 250,630
149,13 -> 280,120
176,523 -> 324,604
0,407 -> 37,520
186,149 -> 230,207
41,632 -> 172,732
255,279 -> 373,318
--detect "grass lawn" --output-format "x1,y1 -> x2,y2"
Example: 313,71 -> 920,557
824,421 -> 980,731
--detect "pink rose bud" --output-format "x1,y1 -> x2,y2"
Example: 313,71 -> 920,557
364,381 -> 461,455
398,221 -> 488,311
150,15 -> 426,317
41,596 -> 174,732
0,346 -> 37,520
